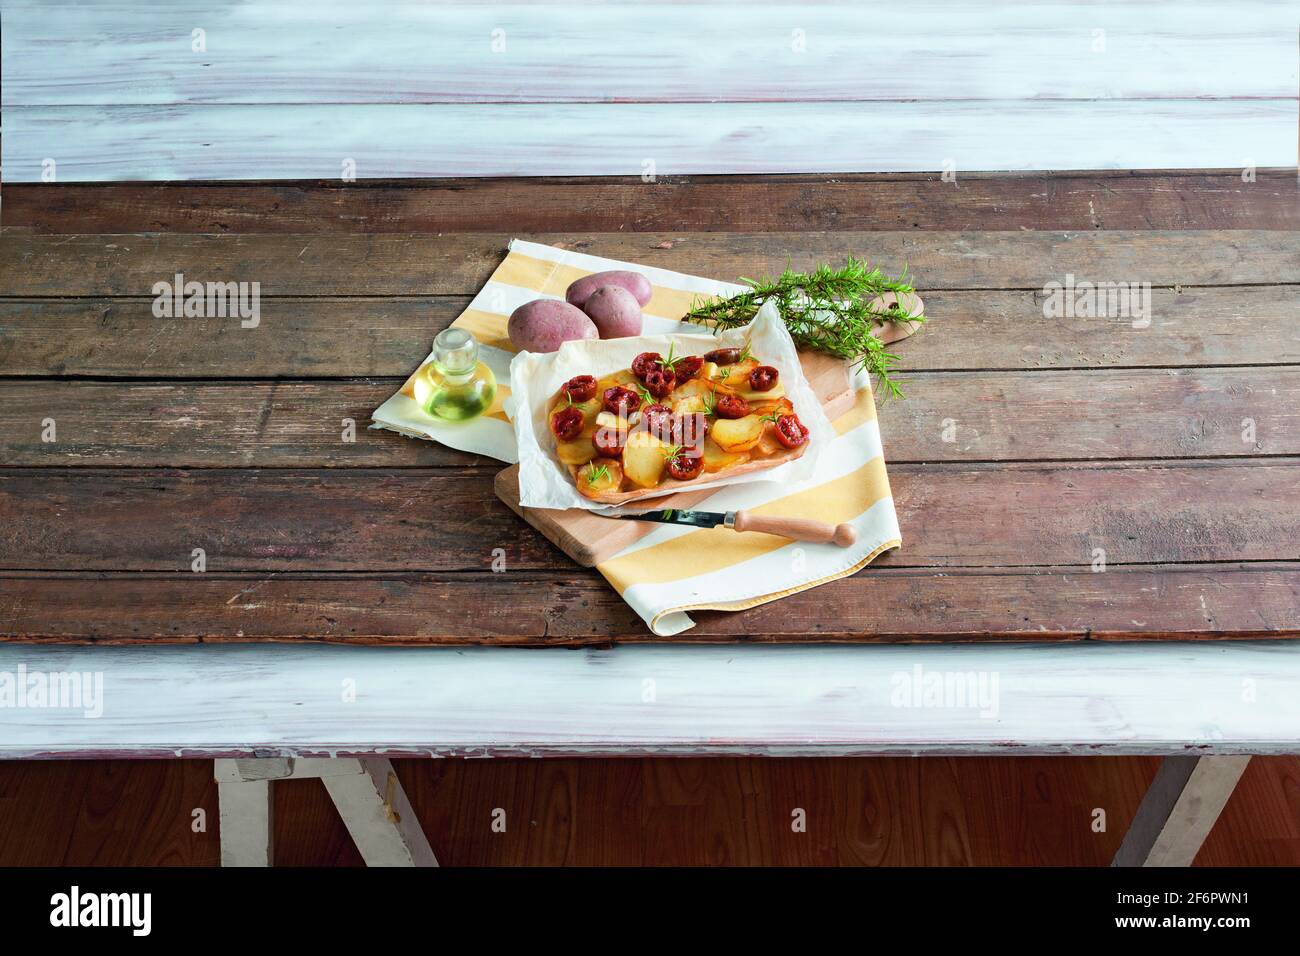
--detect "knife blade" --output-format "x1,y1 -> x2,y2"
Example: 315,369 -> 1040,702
625,508 -> 731,530
620,508 -> 857,547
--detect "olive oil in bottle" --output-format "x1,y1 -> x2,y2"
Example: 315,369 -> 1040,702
413,328 -> 497,422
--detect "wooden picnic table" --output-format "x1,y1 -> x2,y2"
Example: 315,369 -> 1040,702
2,172 -> 1298,645
2,171 -> 1298,867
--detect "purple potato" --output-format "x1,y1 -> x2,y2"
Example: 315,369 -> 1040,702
507,299 -> 598,353
582,285 -> 644,339
565,270 -> 653,309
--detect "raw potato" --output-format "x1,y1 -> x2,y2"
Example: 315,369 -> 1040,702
710,414 -> 764,452
508,299 -> 598,353
556,434 -> 597,466
622,431 -> 667,488
583,285 -> 643,339
565,270 -> 653,309
702,437 -> 749,472
577,460 -> 624,496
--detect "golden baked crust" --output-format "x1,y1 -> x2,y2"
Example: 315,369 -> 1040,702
544,346 -> 810,504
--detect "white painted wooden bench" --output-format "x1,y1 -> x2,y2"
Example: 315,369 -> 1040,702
5,1 -> 1295,180
1,642 -> 1296,866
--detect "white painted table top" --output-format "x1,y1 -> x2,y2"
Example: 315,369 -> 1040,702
1,642 -> 1297,759
5,0 -> 1296,179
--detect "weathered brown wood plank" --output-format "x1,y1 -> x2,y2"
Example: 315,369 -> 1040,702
3,461 -> 1296,573
0,380 -> 490,468
0,297 -> 463,378
5,286 -> 1298,378
7,172 -> 1298,235
2,563 -> 1297,645
4,231 -> 1297,297
4,366 -> 1297,467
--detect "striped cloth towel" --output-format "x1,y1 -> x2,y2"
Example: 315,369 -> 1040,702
372,240 -> 901,635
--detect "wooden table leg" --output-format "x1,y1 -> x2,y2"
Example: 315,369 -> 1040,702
1111,755 -> 1251,867
214,758 -> 275,867
321,757 -> 437,867
213,757 -> 437,867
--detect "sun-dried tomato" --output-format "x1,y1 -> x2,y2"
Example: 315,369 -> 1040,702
748,365 -> 779,392
704,348 -> 741,365
603,385 -> 642,416
631,352 -> 663,380
643,367 -> 675,398
551,406 -> 585,442
639,403 -> 674,440
714,394 -> 751,419
666,450 -> 704,481
773,414 -> 809,448
593,427 -> 625,457
561,375 -> 597,403
672,355 -> 704,384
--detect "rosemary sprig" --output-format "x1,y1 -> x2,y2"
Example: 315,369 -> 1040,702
682,257 -> 922,399
658,342 -> 682,373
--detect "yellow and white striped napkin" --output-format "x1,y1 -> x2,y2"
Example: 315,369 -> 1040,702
372,240 -> 901,635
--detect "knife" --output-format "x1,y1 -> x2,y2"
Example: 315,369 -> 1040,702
623,508 -> 857,547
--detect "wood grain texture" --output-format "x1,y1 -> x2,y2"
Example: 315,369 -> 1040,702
5,286 -> 1298,378
0,296 -> 468,378
8,100 -> 1293,181
3,365 -> 1298,467
8,2 -> 1294,105
3,640 -> 1300,756
3,460 -> 1297,573
2,563 -> 1297,644
2,755 -> 1297,865
5,2 -> 1294,181
10,172 -> 1300,235
3,189 -> 1297,646
5,231 -> 1298,296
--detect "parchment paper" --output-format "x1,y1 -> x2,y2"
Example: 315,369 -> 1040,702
507,302 -> 835,513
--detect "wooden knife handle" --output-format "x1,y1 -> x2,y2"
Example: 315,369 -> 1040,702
730,510 -> 857,547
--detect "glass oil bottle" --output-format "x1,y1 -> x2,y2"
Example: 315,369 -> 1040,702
412,328 -> 497,422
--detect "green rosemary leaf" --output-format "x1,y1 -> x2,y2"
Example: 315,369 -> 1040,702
683,258 -> 922,398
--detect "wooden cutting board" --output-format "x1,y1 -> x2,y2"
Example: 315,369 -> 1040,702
495,350 -> 859,567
